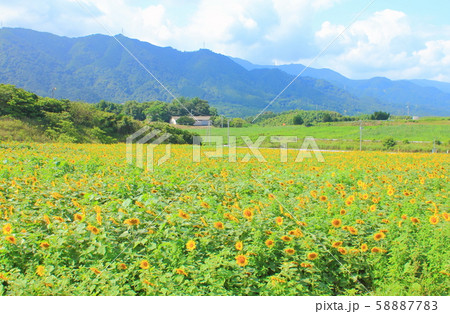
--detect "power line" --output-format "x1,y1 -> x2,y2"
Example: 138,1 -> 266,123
74,0 -> 199,122
252,0 -> 378,123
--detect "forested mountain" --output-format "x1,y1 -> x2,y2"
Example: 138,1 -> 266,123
1,27 -> 449,116
232,58 -> 450,116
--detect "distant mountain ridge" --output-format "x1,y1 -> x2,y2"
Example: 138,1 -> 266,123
231,58 -> 450,116
1,27 -> 449,116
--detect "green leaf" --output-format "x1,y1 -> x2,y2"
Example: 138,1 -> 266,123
97,245 -> 106,255
122,199 -> 132,207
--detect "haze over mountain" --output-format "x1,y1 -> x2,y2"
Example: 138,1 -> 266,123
232,58 -> 450,115
1,27 -> 449,117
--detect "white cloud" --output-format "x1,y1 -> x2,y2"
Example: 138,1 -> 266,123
302,9 -> 450,82
415,40 -> 450,67
413,40 -> 450,82
311,0 -> 342,11
0,0 -> 338,60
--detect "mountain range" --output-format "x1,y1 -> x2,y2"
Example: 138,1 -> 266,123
1,27 -> 449,117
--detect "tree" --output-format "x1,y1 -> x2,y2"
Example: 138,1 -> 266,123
122,101 -> 147,121
144,101 -> 171,122
0,84 -> 40,118
383,137 -> 396,149
371,111 -> 390,120
293,114 -> 304,125
229,118 -> 247,128
95,100 -> 122,114
187,97 -> 211,116
37,98 -> 69,113
322,113 -> 332,122
176,116 -> 195,126
211,116 -> 226,127
174,97 -> 212,116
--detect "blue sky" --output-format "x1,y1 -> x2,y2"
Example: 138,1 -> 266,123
1,0 -> 449,82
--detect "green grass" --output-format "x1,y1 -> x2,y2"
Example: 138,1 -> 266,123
188,119 -> 450,152
0,117 -> 50,142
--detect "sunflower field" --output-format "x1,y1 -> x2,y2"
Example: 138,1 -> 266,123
0,142 -> 448,295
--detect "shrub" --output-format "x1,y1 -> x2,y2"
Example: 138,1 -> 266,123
229,118 -> 248,128
322,113 -> 333,122
176,116 -> 195,126
371,111 -> 390,120
293,114 -> 304,125
304,121 -> 313,127
383,137 -> 396,149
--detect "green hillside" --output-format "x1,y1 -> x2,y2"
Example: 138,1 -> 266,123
0,84 -> 199,144
0,27 -> 419,117
2,28 -> 449,117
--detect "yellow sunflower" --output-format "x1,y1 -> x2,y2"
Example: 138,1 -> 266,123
281,235 -> 292,242
118,263 -> 127,270
265,239 -> 275,248
74,213 -> 83,221
285,248 -> 296,255
87,225 -> 100,235
371,247 -> 382,253
361,243 -> 368,252
140,260 -> 150,269
429,215 -> 439,225
332,241 -> 343,248
300,262 -> 312,268
5,236 -> 16,245
2,223 -> 12,235
373,232 -> 385,241
124,218 -> 140,226
176,268 -> 188,276
36,265 -> 45,277
331,218 -> 342,228
186,240 -> 196,251
178,210 -> 190,219
235,255 -> 248,267
243,209 -> 253,220
39,242 -> 50,249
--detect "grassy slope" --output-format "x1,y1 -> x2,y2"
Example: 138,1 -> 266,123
0,117 -> 50,142
189,118 -> 450,152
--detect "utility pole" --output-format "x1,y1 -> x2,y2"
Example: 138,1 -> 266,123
407,105 -> 410,117
227,119 -> 230,146
51,87 -> 56,98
